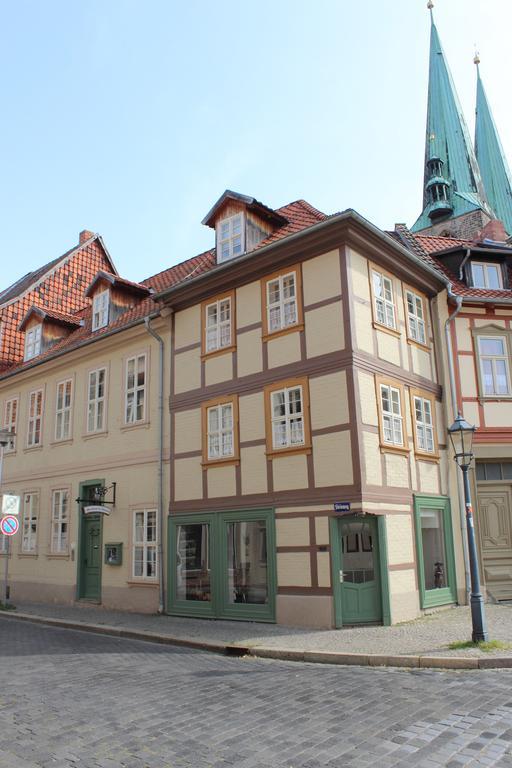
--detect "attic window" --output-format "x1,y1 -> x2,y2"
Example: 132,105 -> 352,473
92,289 -> 110,331
218,214 -> 244,263
471,262 -> 503,290
24,325 -> 42,361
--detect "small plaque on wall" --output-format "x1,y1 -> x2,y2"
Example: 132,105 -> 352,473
104,543 -> 123,566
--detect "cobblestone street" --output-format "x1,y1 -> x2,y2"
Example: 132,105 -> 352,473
1,618 -> 512,768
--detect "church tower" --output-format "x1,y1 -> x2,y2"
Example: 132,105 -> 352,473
412,2 -> 493,238
475,56 -> 512,237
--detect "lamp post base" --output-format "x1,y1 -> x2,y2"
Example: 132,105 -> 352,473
470,594 -> 489,643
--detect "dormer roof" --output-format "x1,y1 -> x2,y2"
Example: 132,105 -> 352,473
85,270 -> 151,299
19,306 -> 83,332
201,190 -> 288,229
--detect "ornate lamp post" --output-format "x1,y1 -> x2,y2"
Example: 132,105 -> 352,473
447,413 -> 488,642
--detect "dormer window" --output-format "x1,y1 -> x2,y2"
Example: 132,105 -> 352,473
92,289 -> 110,331
471,262 -> 503,290
24,324 -> 42,361
218,214 -> 244,263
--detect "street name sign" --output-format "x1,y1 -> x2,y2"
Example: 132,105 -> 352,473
334,502 -> 351,514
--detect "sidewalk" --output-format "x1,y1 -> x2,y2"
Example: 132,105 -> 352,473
1,600 -> 512,670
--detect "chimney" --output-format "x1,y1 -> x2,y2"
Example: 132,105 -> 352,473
473,219 -> 508,244
79,230 -> 95,245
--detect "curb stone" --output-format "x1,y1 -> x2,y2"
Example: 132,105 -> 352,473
2,610 -> 512,670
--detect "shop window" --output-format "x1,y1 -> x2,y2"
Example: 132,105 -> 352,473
414,495 -> 456,608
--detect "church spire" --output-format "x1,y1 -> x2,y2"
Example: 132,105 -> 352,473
475,58 -> 512,236
412,4 -> 490,233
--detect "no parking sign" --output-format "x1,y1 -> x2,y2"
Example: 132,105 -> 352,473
0,515 -> 19,536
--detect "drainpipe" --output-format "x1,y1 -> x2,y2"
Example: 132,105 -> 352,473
144,317 -> 165,614
458,248 -> 472,281
444,284 -> 471,598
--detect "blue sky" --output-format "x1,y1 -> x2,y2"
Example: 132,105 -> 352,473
1,0 -> 511,287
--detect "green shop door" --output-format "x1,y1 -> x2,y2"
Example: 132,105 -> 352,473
332,515 -> 382,626
77,481 -> 103,602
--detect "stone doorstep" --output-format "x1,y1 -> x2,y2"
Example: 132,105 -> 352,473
2,611 -> 512,670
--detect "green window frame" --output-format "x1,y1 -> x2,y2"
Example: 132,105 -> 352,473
413,494 -> 457,609
168,508 -> 276,622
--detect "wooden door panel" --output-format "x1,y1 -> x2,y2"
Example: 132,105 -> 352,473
477,487 -> 512,600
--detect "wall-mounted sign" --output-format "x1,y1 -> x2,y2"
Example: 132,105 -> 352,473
104,543 -> 123,566
2,494 -> 20,516
83,505 -> 111,516
334,502 -> 351,514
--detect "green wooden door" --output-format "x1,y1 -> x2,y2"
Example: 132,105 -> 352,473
80,515 -> 102,600
336,516 -> 382,624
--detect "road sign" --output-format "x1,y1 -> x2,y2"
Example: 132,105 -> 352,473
2,494 -> 20,516
1,515 -> 19,536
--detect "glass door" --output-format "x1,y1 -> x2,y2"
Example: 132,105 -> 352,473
333,515 -> 382,625
169,514 -> 214,617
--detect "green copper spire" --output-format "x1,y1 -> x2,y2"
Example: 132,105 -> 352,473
475,59 -> 512,235
412,5 -> 490,232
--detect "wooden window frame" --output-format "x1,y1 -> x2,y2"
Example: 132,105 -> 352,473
470,261 -> 504,290
3,395 -> 19,453
92,289 -> 110,331
261,264 -> 304,341
21,490 -> 39,554
410,388 -> 439,461
369,263 -> 400,337
264,376 -> 311,458
50,488 -> 70,554
124,353 -> 147,425
55,378 -> 74,442
26,388 -> 44,448
132,508 -> 158,581
201,394 -> 240,468
375,376 -> 408,455
86,367 -> 108,434
403,284 -> 429,349
24,324 -> 42,361
217,214 -> 245,263
201,290 -> 236,359
472,327 -> 512,400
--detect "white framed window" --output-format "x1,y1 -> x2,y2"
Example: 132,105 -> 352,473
380,383 -> 404,446
24,324 -> 42,361
27,389 -> 43,447
51,489 -> 69,553
87,368 -> 106,433
406,290 -> 426,345
125,354 -> 146,424
471,262 -> 503,290
372,270 -> 396,329
205,298 -> 232,353
3,397 -> 18,452
218,214 -> 244,262
92,289 -> 109,331
133,509 -> 157,579
271,386 -> 305,449
478,336 -> 511,396
207,402 -> 234,459
55,379 -> 73,441
413,396 -> 435,453
22,492 -> 39,553
267,272 -> 298,333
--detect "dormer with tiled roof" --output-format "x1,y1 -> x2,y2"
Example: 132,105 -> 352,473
0,230 -> 116,370
202,190 -> 289,264
19,306 -> 83,361
85,271 -> 151,331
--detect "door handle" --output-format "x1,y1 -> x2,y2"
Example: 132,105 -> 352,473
339,570 -> 344,583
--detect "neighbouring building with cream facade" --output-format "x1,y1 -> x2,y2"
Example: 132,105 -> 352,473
1,7 -> 512,626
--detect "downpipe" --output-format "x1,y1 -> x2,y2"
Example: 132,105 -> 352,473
144,317 -> 165,614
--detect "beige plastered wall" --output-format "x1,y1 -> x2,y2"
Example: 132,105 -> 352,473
0,319 -> 171,612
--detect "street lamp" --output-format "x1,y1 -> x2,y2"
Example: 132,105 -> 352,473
0,428 -> 14,606
447,413 -> 488,642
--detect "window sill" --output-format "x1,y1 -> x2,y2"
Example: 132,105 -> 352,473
266,445 -> 312,459
478,396 -> 512,402
372,321 -> 400,339
202,457 -> 240,470
82,430 -> 109,440
262,323 -> 304,343
414,451 -> 440,463
18,552 -> 38,558
50,438 -> 74,447
127,579 -> 159,588
23,445 -> 43,453
201,345 -> 236,361
46,552 -> 70,560
3,450 -> 17,457
379,444 -> 409,456
120,421 -> 150,433
407,337 -> 431,352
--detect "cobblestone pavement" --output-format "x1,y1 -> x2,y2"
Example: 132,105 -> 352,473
1,619 -> 512,768
11,600 -> 512,658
